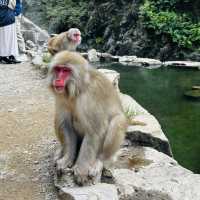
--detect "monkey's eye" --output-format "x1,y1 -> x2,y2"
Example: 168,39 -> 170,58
63,68 -> 71,72
54,66 -> 71,73
54,66 -> 62,73
74,34 -> 80,37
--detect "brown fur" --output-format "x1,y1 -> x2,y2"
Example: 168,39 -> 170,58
49,51 -> 127,185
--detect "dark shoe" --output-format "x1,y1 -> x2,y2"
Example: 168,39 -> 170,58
9,55 -> 21,64
1,57 -> 14,64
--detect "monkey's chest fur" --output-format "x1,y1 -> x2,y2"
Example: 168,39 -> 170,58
56,90 -> 117,138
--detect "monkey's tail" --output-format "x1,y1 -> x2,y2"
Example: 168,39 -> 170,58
101,114 -> 127,160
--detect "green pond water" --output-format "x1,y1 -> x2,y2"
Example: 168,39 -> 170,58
103,63 -> 200,174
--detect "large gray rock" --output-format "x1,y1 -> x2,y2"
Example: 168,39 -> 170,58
120,93 -> 172,156
119,56 -> 162,68
111,147 -> 200,200
119,93 -> 148,115
163,61 -> 200,70
126,114 -> 172,156
88,49 -> 100,62
32,55 -> 43,68
57,183 -> 118,200
119,55 -> 137,62
54,146 -> 200,200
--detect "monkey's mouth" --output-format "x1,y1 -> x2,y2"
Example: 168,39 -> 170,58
53,79 -> 67,93
54,86 -> 65,93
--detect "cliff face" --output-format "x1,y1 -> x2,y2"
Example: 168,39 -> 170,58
23,0 -> 200,61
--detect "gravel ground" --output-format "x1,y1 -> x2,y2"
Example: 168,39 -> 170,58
0,62 -> 59,200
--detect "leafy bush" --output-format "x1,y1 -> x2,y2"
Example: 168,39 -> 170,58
140,0 -> 200,49
150,0 -> 190,10
40,0 -> 88,32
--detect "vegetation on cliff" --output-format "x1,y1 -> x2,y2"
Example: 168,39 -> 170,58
140,0 -> 200,50
24,0 -> 200,60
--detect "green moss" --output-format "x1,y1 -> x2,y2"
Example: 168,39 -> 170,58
95,37 -> 104,44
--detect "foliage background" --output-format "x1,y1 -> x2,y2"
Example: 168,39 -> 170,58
24,0 -> 200,60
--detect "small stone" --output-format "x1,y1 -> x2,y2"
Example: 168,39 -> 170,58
34,161 -> 39,165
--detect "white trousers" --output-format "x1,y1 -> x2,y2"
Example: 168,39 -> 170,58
0,23 -> 19,57
16,15 -> 26,53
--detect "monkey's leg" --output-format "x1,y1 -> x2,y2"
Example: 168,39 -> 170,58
73,134 -> 103,185
56,122 -> 78,175
102,114 -> 127,160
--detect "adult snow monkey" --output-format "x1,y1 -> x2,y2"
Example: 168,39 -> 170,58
49,51 -> 127,186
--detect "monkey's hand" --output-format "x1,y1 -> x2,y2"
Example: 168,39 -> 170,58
73,160 -> 103,186
56,157 -> 74,177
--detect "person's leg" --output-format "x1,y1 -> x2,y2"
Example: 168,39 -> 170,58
0,25 -> 13,64
0,23 -> 21,64
8,22 -> 21,63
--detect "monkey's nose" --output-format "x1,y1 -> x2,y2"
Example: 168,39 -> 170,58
55,79 -> 65,86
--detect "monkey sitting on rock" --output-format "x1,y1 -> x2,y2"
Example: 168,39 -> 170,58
49,51 -> 128,186
48,28 -> 81,55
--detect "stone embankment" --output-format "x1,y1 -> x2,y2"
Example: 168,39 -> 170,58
87,49 -> 200,69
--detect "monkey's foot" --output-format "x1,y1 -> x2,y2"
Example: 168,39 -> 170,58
88,160 -> 103,182
73,160 -> 103,186
56,157 -> 73,177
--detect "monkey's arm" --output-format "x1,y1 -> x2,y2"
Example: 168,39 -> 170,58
74,133 -> 103,185
55,116 -> 78,172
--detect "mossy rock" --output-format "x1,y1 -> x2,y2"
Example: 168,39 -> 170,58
42,52 -> 52,63
184,89 -> 200,100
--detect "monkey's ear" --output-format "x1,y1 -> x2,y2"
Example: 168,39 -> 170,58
66,31 -> 70,39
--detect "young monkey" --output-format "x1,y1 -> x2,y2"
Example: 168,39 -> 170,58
48,28 -> 81,55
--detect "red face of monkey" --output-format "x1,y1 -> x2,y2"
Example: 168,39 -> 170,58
52,65 -> 72,93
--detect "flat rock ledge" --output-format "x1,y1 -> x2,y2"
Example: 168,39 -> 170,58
163,61 -> 200,69
56,183 -> 118,200
118,57 -> 162,69
55,146 -> 200,200
112,147 -> 200,200
86,49 -> 162,68
85,49 -> 200,70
